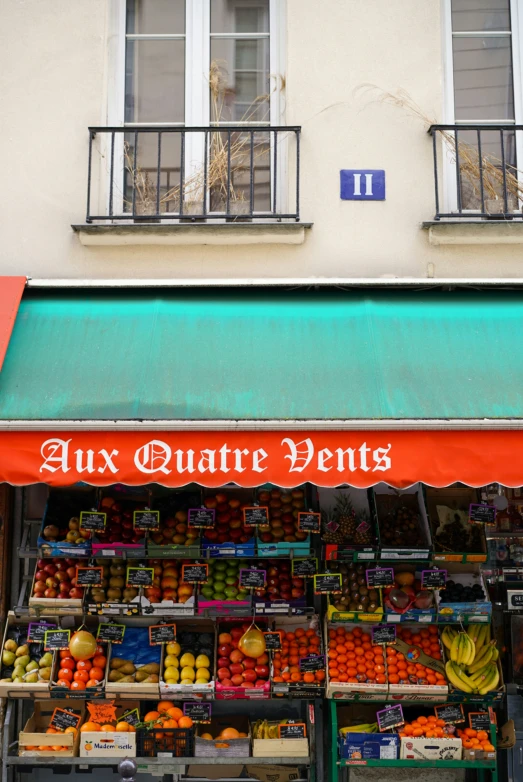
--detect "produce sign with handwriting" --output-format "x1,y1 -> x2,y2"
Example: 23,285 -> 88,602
188,508 -> 216,528
76,567 -> 103,586
133,510 -> 160,530
79,511 -> 106,531
183,702 -> 212,724
279,722 -> 306,739
292,558 -> 318,577
377,704 -> 404,732
366,568 -> 394,588
181,564 -> 208,583
27,622 -> 56,643
126,567 -> 154,586
87,700 -> 117,725
149,624 -> 176,645
297,512 -> 321,533
243,506 -> 269,526
313,573 -> 342,594
263,632 -> 282,650
50,708 -> 81,731
96,623 -> 126,643
44,629 -> 70,651
434,703 -> 465,725
469,504 -> 496,525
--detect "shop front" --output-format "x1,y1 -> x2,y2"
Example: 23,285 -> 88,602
0,282 -> 522,782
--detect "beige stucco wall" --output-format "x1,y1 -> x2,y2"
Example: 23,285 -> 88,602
0,0 -> 521,280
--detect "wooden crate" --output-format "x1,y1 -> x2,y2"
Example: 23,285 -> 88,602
0,612 -> 52,699
253,738 -> 309,757
19,699 -> 84,757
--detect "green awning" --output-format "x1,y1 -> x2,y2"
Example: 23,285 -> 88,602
0,287 -> 520,421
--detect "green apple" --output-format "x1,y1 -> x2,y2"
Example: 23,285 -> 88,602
201,586 -> 214,599
214,561 -> 227,572
224,586 -> 238,598
225,576 -> 237,586
213,592 -> 226,601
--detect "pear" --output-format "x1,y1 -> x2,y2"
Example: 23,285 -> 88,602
39,667 -> 51,681
13,676 -> 24,683
13,666 -> 26,678
143,674 -> 159,683
39,652 -> 53,668
135,670 -> 147,682
108,670 -> 124,682
2,650 -> 15,667
117,674 -> 136,683
4,640 -> 17,653
16,655 -> 30,669
25,672 -> 38,683
140,663 -> 160,675
110,658 -> 126,670
15,644 -> 29,658
0,677 -> 12,683
26,661 -> 39,673
119,662 -> 136,675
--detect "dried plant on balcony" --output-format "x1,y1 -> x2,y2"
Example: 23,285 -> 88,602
122,60 -> 271,216
355,84 -> 523,212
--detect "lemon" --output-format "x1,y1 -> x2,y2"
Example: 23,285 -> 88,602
180,653 -> 195,668
195,667 -> 210,681
195,654 -> 210,669
164,654 -> 179,668
167,642 -> 181,656
181,666 -> 195,681
164,666 -> 180,682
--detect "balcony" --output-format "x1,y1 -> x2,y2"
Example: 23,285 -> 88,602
75,125 -> 308,247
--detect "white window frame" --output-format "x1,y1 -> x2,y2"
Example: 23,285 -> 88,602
106,0 -> 286,216
441,0 -> 523,213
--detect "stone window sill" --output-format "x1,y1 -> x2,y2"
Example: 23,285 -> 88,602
422,220 -> 523,246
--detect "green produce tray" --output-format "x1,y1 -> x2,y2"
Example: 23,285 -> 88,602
147,542 -> 201,558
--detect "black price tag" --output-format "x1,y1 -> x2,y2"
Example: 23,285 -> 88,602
243,506 -> 269,526
149,624 -> 176,645
79,511 -> 107,531
121,708 -> 140,727
469,712 -> 491,731
421,569 -> 447,589
297,512 -> 321,533
292,558 -> 318,577
44,629 -> 70,651
188,508 -> 216,529
240,568 -> 267,589
263,632 -> 282,650
372,625 -> 396,645
509,592 -> 523,607
469,503 -> 497,525
27,622 -> 56,643
97,623 -> 126,643
50,707 -> 81,731
314,573 -> 342,594
434,703 -> 465,725
299,654 -> 325,672
279,722 -> 306,739
76,567 -> 103,586
133,510 -> 160,531
183,702 -> 212,724
366,567 -> 394,588
182,564 -> 209,584
126,566 -> 154,587
377,704 -> 404,732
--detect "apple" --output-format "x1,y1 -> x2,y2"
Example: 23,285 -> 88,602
33,582 -> 46,595
44,588 -> 58,598
231,674 -> 244,686
229,649 -> 244,664
221,678 -> 233,687
218,656 -> 230,668
218,643 -> 232,657
43,564 -> 58,576
243,669 -> 257,682
231,628 -> 243,640
217,667 -> 231,681
230,663 -> 244,675
256,653 -> 269,665
35,569 -> 46,582
45,577 -> 58,589
242,658 -> 256,670
219,632 -> 232,645
255,679 -> 267,687
69,587 -> 84,599
255,665 -> 269,677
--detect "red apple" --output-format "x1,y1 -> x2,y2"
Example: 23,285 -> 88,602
219,632 -> 232,644
231,674 -> 244,686
242,658 -> 256,670
45,577 -> 58,588
243,669 -> 257,682
55,571 -> 69,583
255,665 -> 269,677
221,678 -> 232,687
229,649 -> 244,664
240,681 -> 252,688
55,561 -> 67,571
44,588 -> 58,598
33,582 -> 46,595
69,587 -> 84,599
218,644 -> 232,657
44,564 -> 58,576
255,679 -> 267,687
37,558 -> 46,569
35,570 -> 46,582
231,628 -> 243,640
217,667 -> 231,681
230,663 -> 244,676
218,656 -> 230,669
256,653 -> 269,665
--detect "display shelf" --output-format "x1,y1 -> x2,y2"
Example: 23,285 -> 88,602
7,756 -> 311,766
339,758 -> 496,768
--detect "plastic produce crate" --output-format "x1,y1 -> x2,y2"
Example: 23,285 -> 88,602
136,727 -> 194,758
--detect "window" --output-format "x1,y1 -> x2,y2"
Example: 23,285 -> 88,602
445,0 -> 523,211
116,0 -> 280,215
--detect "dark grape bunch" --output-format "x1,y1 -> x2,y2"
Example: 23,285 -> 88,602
438,580 -> 485,603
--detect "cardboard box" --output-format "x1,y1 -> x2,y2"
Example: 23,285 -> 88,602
339,733 -> 399,760
325,620 -> 388,701
186,766 -> 244,780
400,736 -> 462,760
19,699 -> 84,757
195,715 -> 250,757
245,766 -> 300,782
79,732 -> 136,757
463,748 -> 496,761
436,571 -> 491,622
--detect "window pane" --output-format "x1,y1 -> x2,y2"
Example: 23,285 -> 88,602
211,0 -> 269,34
455,128 -> 517,211
124,131 -> 182,214
126,0 -> 185,35
451,0 -> 510,32
452,36 -> 514,120
210,39 -> 270,122
125,39 -> 185,123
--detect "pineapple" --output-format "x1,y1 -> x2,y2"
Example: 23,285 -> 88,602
322,492 -> 373,545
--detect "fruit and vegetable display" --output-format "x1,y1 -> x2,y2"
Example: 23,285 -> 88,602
52,631 -> 107,690
149,508 -> 200,549
327,626 -> 388,685
143,560 -> 194,605
109,658 -> 160,685
0,632 -> 52,684
442,625 -> 500,694
271,623 -> 325,687
438,579 -> 486,604
375,494 -> 427,548
216,624 -> 270,690
40,516 -> 91,547
199,560 -> 250,604
432,504 -> 484,554
31,558 -> 87,602
384,569 -> 435,614
256,487 -> 309,544
22,723 -> 80,753
200,492 -> 254,547
93,496 -> 145,547
251,719 -> 305,739
329,563 -> 381,614
321,492 -> 375,546
162,630 -> 214,687
254,560 -> 306,603
198,724 -> 248,740
37,489 -> 97,551
87,559 -> 137,605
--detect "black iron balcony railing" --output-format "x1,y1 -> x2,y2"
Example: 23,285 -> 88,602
430,124 -> 523,220
86,125 -> 301,223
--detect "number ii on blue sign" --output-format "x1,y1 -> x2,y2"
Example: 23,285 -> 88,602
340,170 -> 386,201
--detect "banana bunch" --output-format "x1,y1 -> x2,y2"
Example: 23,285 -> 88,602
252,719 -> 293,739
339,722 -> 378,735
442,625 -> 500,695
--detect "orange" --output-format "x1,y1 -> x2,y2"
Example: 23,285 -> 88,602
144,711 -> 160,722
167,707 -> 184,720
70,681 -> 86,690
412,728 -> 423,737
483,743 -> 495,751
58,669 -> 73,682
77,660 -> 92,672
64,727 -> 77,736
100,725 -> 114,732
178,716 -> 193,729
315,670 -> 325,682
389,674 -> 399,683
220,728 -> 240,739
60,657 -> 75,671
92,655 -> 107,669
477,731 -> 489,742
465,728 -> 477,738
90,667 -> 104,681
74,670 -> 89,683
157,701 -> 173,714
81,722 -> 101,732
46,727 -> 59,734
86,679 -> 100,688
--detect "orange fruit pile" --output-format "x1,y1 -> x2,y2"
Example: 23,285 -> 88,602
458,727 -> 495,751
396,626 -> 442,660
327,626 -> 387,684
386,644 -> 446,686
55,645 -> 107,690
400,715 -> 449,738
24,725 -> 78,752
80,720 -> 135,733
145,702 -> 194,730
272,627 -> 325,684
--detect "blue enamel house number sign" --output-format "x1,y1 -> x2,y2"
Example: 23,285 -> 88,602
340,169 -> 385,201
